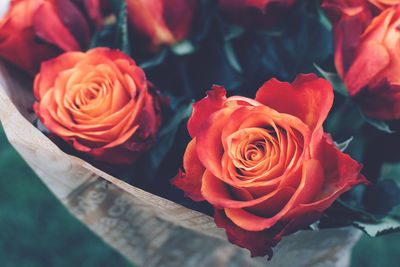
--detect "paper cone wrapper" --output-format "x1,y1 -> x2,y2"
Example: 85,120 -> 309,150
0,62 -> 362,267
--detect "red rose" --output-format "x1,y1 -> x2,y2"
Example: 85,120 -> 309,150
33,47 -> 162,165
125,0 -> 198,51
172,74 -> 367,257
218,0 -> 296,29
0,0 -> 103,75
331,4 -> 400,119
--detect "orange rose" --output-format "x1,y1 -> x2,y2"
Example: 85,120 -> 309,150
0,0 -> 103,75
333,5 -> 400,119
218,0 -> 296,29
172,74 -> 367,257
125,0 -> 198,50
33,48 -> 162,165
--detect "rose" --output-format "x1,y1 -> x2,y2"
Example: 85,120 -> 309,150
323,1 -> 400,119
125,0 -> 198,51
0,0 -> 103,75
331,5 -> 400,119
172,74 -> 367,257
33,47 -> 162,165
218,0 -> 297,29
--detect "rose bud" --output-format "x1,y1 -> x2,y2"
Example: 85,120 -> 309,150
334,5 -> 400,119
172,74 -> 367,257
125,0 -> 198,51
322,1 -> 374,85
33,47 -> 162,165
218,0 -> 297,29
0,0 -> 104,75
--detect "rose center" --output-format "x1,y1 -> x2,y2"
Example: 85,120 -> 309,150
227,127 -> 280,174
75,85 -> 101,107
245,142 -> 265,162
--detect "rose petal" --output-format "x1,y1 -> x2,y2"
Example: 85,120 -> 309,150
310,134 -> 369,205
0,28 -> 61,76
54,0 -> 91,49
162,0 -> 197,41
272,210 -> 323,242
83,0 -> 104,28
214,208 -> 322,259
202,169 -> 297,209
34,51 -> 84,99
196,106 -> 239,178
171,138 -> 206,201
357,81 -> 400,119
126,0 -> 175,47
214,208 -> 275,258
187,85 -> 227,138
344,40 -> 390,96
255,74 -> 333,133
223,159 -> 324,231
33,1 -> 81,51
332,6 -> 366,78
244,186 -> 296,218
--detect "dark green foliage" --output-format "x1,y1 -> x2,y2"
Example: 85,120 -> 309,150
232,9 -> 332,84
363,180 -> 400,218
90,0 -> 130,55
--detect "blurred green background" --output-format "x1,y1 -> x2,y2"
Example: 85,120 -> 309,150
0,124 -> 399,267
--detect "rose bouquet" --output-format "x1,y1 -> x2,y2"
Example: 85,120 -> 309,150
1,0 -> 400,266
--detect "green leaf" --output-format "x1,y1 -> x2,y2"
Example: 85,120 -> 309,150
353,217 -> 400,237
171,40 -> 196,56
315,1 -> 332,31
139,49 -> 168,70
313,64 -> 348,97
110,0 -> 130,56
224,41 -> 243,73
223,25 -> 245,41
336,198 -> 378,223
390,206 -> 400,219
157,100 -> 193,137
377,163 -> 400,218
324,98 -> 364,141
381,162 -> 400,187
215,14 -> 246,41
361,112 -> 394,133
363,180 -> 400,218
334,136 -> 353,152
